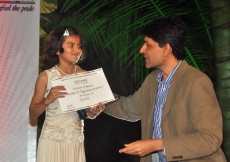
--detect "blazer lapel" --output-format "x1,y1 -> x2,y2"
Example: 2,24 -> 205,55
150,75 -> 158,119
162,60 -> 188,121
144,72 -> 159,139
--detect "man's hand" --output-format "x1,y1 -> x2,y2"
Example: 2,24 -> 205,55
87,102 -> 105,119
119,139 -> 163,157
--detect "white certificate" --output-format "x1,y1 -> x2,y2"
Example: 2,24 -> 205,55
51,68 -> 115,113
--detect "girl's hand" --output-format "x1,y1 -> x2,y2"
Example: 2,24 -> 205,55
44,86 -> 67,105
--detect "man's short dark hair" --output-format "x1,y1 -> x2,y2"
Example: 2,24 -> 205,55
140,17 -> 187,60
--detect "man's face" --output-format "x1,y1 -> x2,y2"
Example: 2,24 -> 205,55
140,36 -> 166,69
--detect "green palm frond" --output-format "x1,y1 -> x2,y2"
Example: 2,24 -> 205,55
178,0 -> 213,77
40,0 -> 214,93
40,0 -> 57,14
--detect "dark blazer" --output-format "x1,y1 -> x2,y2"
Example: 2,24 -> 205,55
104,60 -> 226,162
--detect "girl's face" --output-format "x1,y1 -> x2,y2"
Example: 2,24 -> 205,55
58,35 -> 82,64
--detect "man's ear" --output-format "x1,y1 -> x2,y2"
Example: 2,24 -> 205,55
163,43 -> 172,56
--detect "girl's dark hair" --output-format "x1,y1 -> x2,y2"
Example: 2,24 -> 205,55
140,17 -> 187,60
42,26 -> 85,69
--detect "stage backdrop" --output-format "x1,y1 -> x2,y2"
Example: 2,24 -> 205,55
0,0 -> 39,161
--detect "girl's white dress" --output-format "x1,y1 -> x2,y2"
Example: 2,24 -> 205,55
36,66 -> 86,162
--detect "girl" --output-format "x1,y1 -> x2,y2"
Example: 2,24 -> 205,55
29,26 -> 104,162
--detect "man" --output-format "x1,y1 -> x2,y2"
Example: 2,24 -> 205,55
104,17 -> 226,162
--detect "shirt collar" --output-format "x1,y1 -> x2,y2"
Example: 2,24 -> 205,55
156,60 -> 182,84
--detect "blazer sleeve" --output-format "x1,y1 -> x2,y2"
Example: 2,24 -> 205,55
103,72 -> 156,122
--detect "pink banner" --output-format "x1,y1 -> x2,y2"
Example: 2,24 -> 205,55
0,0 -> 39,161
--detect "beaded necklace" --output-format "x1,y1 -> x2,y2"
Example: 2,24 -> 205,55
55,65 -> 76,76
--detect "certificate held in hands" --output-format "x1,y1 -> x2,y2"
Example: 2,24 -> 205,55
51,68 -> 115,113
